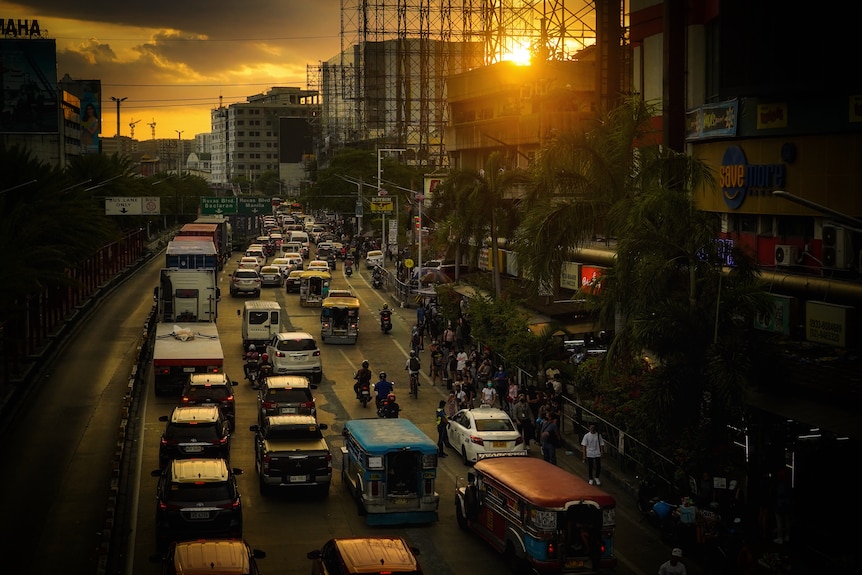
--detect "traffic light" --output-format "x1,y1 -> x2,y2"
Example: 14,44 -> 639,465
413,215 -> 421,230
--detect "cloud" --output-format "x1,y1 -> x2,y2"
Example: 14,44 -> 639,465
9,1 -> 342,136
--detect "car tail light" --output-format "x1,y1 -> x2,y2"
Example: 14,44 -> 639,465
262,454 -> 271,474
301,401 -> 315,409
218,436 -> 228,446
261,400 -> 277,410
469,435 -> 485,446
156,367 -> 170,376
515,436 -> 524,445
181,396 -> 190,404
160,437 -> 175,447
275,351 -> 286,358
547,541 -> 556,556
218,498 -> 241,510
322,322 -> 330,329
312,350 -> 320,357
225,395 -> 234,403
350,323 -> 357,329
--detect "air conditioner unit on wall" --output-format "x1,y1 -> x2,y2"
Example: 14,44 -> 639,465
823,225 -> 850,268
774,245 -> 798,267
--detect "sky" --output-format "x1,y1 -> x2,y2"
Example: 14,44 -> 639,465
8,1 -> 343,139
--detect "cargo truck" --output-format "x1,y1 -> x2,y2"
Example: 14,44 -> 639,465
152,267 -> 224,396
165,239 -> 218,270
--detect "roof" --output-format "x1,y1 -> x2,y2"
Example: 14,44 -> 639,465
264,375 -> 310,389
331,537 -> 419,571
170,458 -> 230,482
344,419 -> 437,453
171,540 -> 252,575
474,457 -> 616,509
188,373 -> 230,385
322,296 -> 360,308
266,414 -> 318,427
171,405 -> 221,423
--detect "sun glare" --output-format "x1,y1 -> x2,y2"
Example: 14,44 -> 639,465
502,43 -> 532,66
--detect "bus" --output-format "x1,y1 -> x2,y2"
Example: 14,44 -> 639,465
455,455 -> 617,574
341,418 -> 440,526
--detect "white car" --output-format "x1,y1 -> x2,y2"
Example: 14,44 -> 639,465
266,331 -> 322,383
365,250 -> 384,269
238,256 -> 262,273
270,257 -> 293,276
306,260 -> 330,273
446,405 -> 526,464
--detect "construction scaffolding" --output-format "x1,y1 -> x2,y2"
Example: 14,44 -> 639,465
307,0 -> 604,169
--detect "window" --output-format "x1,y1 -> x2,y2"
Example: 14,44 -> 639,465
249,311 -> 269,325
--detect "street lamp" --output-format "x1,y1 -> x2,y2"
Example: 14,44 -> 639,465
176,130 -> 185,175
377,148 -> 406,251
110,96 -> 127,137
377,188 -> 389,267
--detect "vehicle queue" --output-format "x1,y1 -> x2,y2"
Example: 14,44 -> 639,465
135,211 -> 624,574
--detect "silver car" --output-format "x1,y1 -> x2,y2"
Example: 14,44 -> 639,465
266,331 -> 322,383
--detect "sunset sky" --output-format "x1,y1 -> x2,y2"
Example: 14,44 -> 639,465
9,1 -> 343,140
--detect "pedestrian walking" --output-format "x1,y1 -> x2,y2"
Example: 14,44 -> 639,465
580,424 -> 606,485
658,548 -> 687,575
513,394 -> 534,448
430,340 -> 444,384
444,350 -> 457,390
436,400 -> 451,456
540,411 -> 561,465
456,348 -> 468,382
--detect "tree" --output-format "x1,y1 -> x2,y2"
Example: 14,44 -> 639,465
429,152 -> 529,297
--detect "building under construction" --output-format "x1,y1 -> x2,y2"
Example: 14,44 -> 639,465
308,0 -> 627,169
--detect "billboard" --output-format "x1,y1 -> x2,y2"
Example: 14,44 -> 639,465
78,81 -> 101,154
0,38 -> 58,133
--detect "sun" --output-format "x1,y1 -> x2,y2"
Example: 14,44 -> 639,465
502,43 -> 532,66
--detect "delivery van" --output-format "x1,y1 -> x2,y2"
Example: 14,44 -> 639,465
241,300 -> 282,348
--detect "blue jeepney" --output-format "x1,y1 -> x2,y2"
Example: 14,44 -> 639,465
341,419 -> 440,526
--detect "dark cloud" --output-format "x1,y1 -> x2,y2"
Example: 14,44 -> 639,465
9,1 -> 343,135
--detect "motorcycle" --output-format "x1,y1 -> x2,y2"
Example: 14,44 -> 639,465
345,263 -> 353,277
353,372 -> 372,408
257,362 -> 273,388
380,310 -> 392,334
245,360 -> 260,387
371,270 -> 383,290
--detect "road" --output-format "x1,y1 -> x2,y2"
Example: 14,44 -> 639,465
0,249 -> 693,575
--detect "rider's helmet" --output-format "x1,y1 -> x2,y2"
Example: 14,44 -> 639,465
383,304 -> 389,310
409,350 -> 416,357
379,371 -> 387,380
248,344 -> 256,351
388,393 -> 396,401
362,360 -> 369,369
261,353 -> 269,363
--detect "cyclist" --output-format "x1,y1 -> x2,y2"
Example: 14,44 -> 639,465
405,350 -> 421,396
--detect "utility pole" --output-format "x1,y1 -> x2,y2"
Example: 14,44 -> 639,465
110,96 -> 127,137
377,148 -> 406,251
176,130 -> 185,175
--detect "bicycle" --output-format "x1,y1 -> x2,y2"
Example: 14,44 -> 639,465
409,371 -> 419,398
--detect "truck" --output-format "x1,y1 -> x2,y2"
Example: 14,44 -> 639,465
177,218 -> 233,269
154,268 -> 220,323
152,267 -> 224,396
152,322 -> 224,396
165,239 -> 218,270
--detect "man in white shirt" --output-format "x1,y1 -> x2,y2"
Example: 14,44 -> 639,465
480,381 -> 497,407
580,424 -> 605,485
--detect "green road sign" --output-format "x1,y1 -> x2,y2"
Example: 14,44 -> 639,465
238,197 -> 271,215
200,196 -> 237,214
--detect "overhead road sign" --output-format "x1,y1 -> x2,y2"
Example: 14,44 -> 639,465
105,196 -> 162,215
200,196 -> 237,214
237,197 -> 270,215
370,197 -> 394,213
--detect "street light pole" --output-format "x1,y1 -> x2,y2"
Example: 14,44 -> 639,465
110,96 -> 127,137
377,147 -> 406,252
176,130 -> 185,175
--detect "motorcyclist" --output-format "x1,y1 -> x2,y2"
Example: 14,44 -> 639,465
244,344 -> 260,379
379,304 -> 392,329
257,352 -> 273,388
373,371 -> 394,407
354,360 -> 373,399
377,393 -> 400,418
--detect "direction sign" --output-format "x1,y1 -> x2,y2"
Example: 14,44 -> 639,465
200,196 -> 237,215
237,197 -> 270,215
105,197 -> 142,215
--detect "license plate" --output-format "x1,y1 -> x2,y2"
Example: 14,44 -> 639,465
565,559 -> 585,568
289,475 -> 307,483
183,445 -> 204,453
190,511 -> 210,520
280,407 -> 296,414
393,498 -> 408,505
183,367 -> 196,372
293,356 -> 305,362
492,441 -> 507,448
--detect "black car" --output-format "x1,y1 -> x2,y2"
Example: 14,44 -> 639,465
151,458 -> 243,550
158,405 -> 231,468
180,373 -> 236,430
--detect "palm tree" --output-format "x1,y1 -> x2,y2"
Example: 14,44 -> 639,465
514,97 -> 659,295
430,151 -> 529,297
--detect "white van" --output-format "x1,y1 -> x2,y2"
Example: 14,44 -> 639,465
281,241 -> 303,256
241,300 -> 282,348
288,231 -> 309,245
365,249 -> 385,269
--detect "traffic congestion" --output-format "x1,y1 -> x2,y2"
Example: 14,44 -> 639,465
0,209 -> 685,575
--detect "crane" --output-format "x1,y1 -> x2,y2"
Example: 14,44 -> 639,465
129,118 -> 141,139
148,118 -> 156,140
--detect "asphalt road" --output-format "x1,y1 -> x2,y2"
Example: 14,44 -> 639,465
0,249 -> 693,575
